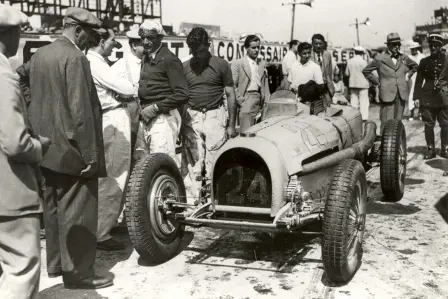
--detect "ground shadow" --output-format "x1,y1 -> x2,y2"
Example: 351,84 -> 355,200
425,159 -> 448,171
405,178 -> 425,185
406,145 -> 427,155
184,223 -> 323,273
137,231 -> 195,266
38,284 -> 110,298
368,201 -> 421,215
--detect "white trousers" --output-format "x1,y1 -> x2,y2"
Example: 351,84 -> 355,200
136,109 -> 181,167
181,106 -> 227,200
0,214 -> 40,299
97,108 -> 131,242
350,88 -> 369,120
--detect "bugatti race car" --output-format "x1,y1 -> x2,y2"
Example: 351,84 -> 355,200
124,90 -> 407,284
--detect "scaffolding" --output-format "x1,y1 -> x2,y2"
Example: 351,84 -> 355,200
1,0 -> 162,28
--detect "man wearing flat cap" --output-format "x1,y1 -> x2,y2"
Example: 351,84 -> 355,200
18,7 -> 113,289
407,41 -> 425,120
413,34 -> 447,160
363,32 -> 418,134
137,20 -> 188,166
0,4 -> 51,298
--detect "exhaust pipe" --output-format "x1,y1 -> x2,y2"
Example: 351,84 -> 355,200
300,121 -> 377,175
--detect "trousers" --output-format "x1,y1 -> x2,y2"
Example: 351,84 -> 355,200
181,105 -> 227,200
42,168 -> 98,281
239,92 -> 261,133
350,88 -> 369,120
0,214 -> 40,299
97,108 -> 131,242
421,106 -> 448,147
136,109 -> 181,168
380,93 -> 405,133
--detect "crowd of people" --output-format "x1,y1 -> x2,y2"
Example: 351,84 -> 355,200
1,3 -> 448,298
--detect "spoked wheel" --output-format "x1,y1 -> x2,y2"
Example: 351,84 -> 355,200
322,159 -> 367,283
126,153 -> 186,263
380,119 -> 407,202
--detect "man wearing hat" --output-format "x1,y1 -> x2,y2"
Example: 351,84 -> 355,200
20,7 -> 113,289
112,25 -> 144,158
0,4 -> 51,298
137,19 -> 188,166
363,32 -> 418,134
345,45 -> 370,120
408,41 -> 425,120
413,34 -> 447,159
86,27 -> 134,251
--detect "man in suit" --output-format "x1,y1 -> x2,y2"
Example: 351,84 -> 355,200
231,35 -> 270,133
0,5 -> 51,298
363,32 -> 418,133
413,34 -> 447,160
311,34 -> 336,107
345,45 -> 370,120
138,20 -> 189,167
20,7 -> 112,289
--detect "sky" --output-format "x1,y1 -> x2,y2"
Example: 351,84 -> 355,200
162,0 -> 448,48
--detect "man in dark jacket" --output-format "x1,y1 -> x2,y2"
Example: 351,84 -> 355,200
137,19 -> 189,167
18,7 -> 112,289
413,34 -> 447,159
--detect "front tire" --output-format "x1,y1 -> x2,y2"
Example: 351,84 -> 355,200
125,153 -> 185,263
380,119 -> 407,202
322,159 -> 367,283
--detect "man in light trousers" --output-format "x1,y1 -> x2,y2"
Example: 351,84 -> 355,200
86,27 -> 134,251
345,45 -> 370,120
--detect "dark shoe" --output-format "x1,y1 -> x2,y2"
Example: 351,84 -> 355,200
443,171 -> 448,176
110,225 -> 128,235
424,147 -> 436,160
441,151 -> 448,159
64,275 -> 113,289
97,238 -> 125,251
48,271 -> 62,278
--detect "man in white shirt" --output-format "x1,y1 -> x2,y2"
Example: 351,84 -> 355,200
86,27 -> 134,251
288,42 -> 324,93
111,26 -> 144,159
345,45 -> 370,120
282,39 -> 299,77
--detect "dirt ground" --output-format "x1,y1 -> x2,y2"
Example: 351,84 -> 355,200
37,105 -> 448,299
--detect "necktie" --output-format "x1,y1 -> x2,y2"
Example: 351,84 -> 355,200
317,54 -> 322,67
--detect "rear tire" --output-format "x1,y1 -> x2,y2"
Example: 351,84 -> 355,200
322,159 -> 367,283
125,153 -> 185,263
380,119 -> 407,202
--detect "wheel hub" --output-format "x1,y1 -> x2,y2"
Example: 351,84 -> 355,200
356,214 -> 366,231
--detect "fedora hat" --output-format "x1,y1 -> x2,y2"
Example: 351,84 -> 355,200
385,32 -> 403,44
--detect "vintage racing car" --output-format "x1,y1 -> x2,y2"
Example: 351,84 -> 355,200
124,90 -> 407,283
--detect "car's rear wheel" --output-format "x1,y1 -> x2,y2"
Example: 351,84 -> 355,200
322,159 -> 367,283
380,119 -> 407,202
125,153 -> 185,263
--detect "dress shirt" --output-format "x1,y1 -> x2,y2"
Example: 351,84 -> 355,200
282,50 -> 298,75
288,59 -> 324,89
246,55 -> 261,92
86,50 -> 134,110
111,53 -> 141,97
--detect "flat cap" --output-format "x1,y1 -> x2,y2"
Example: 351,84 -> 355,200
126,27 -> 140,39
408,41 -> 420,49
0,4 -> 28,28
353,45 -> 365,52
428,34 -> 444,45
139,19 -> 166,37
63,7 -> 102,28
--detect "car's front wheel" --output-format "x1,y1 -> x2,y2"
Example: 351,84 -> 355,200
322,159 -> 367,283
125,153 -> 185,263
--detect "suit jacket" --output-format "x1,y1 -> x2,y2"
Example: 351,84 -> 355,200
138,45 -> 189,112
362,51 -> 418,103
0,53 -> 43,216
231,56 -> 270,105
311,50 -> 335,96
24,36 -> 106,177
413,53 -> 446,107
345,55 -> 370,89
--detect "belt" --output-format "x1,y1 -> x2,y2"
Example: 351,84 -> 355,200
246,90 -> 261,94
102,102 -> 128,114
190,102 -> 223,113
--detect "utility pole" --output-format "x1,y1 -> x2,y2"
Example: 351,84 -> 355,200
282,0 -> 313,41
350,17 -> 370,46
